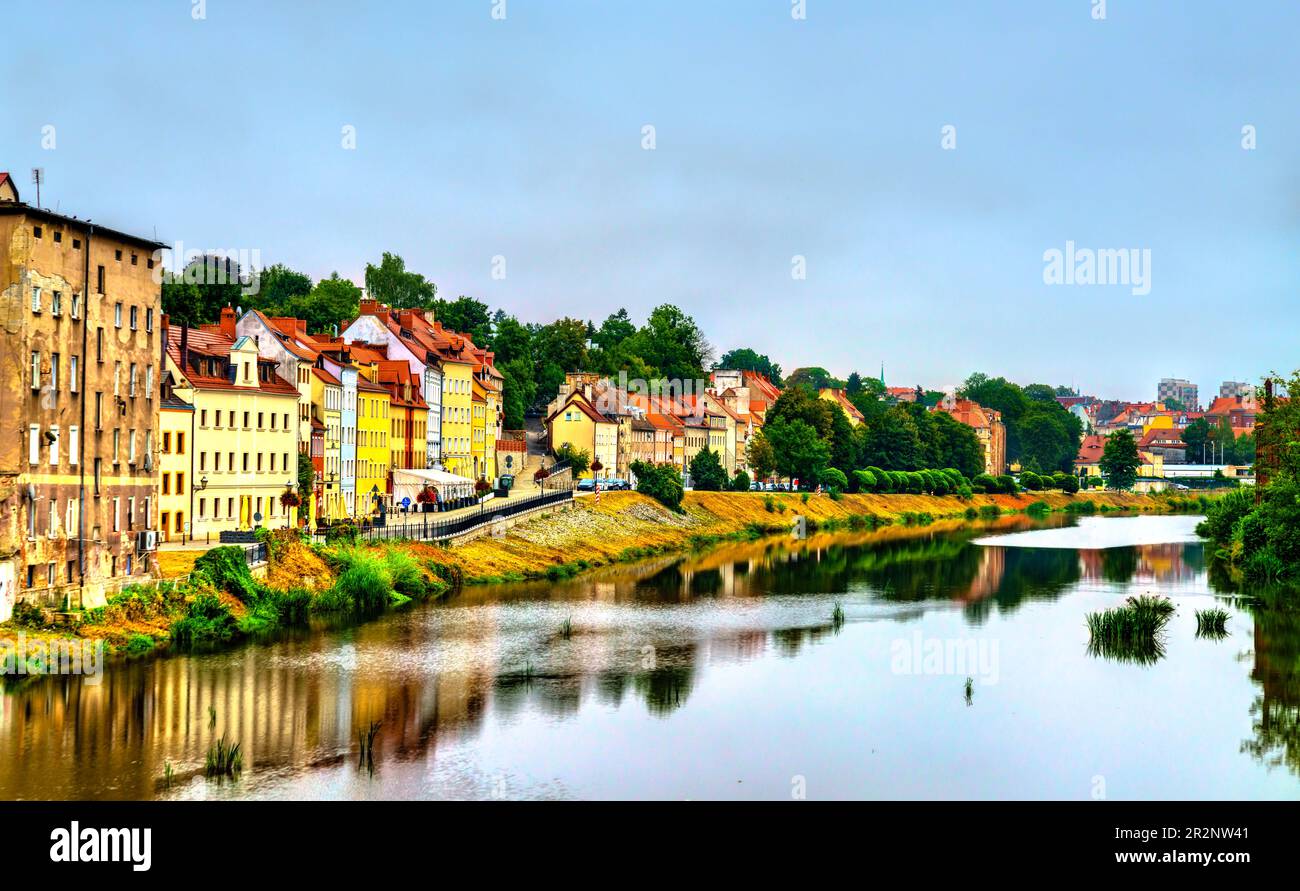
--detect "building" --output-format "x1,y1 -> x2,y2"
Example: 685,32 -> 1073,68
933,393 -> 1007,476
1157,378 -> 1199,411
157,388 -> 194,542
0,181 -> 165,616
819,387 -> 865,425
354,374 -> 390,516
546,390 -> 617,479
377,360 -> 427,477
164,322 -> 300,539
1219,381 -> 1252,399
311,366 -> 344,520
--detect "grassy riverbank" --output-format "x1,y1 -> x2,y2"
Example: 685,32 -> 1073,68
1,489 -> 1194,658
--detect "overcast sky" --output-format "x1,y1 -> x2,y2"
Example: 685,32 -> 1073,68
3,1 -> 1296,399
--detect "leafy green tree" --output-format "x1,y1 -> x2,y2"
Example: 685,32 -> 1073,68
746,431 -> 777,482
689,447 -> 729,491
490,313 -> 533,365
364,252 -> 436,308
860,406 -> 921,470
784,367 -> 844,391
731,470 -> 751,492
631,461 -> 684,511
553,442 -> 591,477
716,348 -> 782,385
621,304 -> 712,383
432,296 -> 492,345
765,418 -> 830,485
820,467 -> 848,492
250,263 -> 313,314
1100,429 -> 1141,490
161,258 -> 245,326
281,273 -> 361,335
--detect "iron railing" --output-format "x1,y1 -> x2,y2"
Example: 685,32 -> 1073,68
308,485 -> 574,545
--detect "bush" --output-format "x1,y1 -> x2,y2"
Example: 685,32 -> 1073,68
1058,474 -> 1080,494
731,470 -> 751,492
632,460 -> 684,511
170,593 -> 239,649
854,469 -> 877,492
192,547 -> 263,603
972,473 -> 996,494
1020,471 -> 1042,491
688,448 -> 729,492
867,467 -> 889,492
330,549 -> 394,612
820,467 -> 848,492
996,475 -> 1018,495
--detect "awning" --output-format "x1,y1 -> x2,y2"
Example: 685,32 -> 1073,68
391,468 -> 477,506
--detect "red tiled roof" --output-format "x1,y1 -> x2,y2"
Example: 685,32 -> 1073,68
1075,434 -> 1106,465
167,326 -> 298,396
312,367 -> 341,386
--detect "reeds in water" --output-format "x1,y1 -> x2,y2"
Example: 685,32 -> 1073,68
1195,608 -> 1230,639
205,734 -> 243,778
559,616 -> 573,640
1086,595 -> 1175,665
831,603 -> 845,630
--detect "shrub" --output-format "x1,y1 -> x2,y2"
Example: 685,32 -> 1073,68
867,467 -> 889,492
820,467 -> 848,492
972,473 -> 996,494
764,494 -> 776,513
1058,474 -> 1080,494
731,470 -> 751,492
192,547 -> 263,603
330,549 -> 394,612
125,634 -> 155,657
996,475 -> 1018,495
854,469 -> 877,492
1020,471 -> 1042,491
978,504 -> 1001,520
631,460 -> 684,511
170,593 -> 239,649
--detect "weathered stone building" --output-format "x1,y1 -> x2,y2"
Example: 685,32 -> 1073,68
0,175 -> 163,618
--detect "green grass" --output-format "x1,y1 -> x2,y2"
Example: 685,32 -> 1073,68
1025,500 -> 1051,515
559,616 -> 574,640
205,733 -> 243,778
1195,608 -> 1230,639
1086,595 -> 1176,664
831,602 -> 845,630
124,633 -> 155,657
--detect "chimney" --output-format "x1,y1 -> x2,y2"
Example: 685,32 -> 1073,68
219,305 -> 237,339
359,298 -> 378,316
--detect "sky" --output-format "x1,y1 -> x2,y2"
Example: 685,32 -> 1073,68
3,0 -> 1296,400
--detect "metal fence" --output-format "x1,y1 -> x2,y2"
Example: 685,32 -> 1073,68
308,485 -> 574,545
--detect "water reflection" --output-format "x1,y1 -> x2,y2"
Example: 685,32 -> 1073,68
1,515 -> 1297,799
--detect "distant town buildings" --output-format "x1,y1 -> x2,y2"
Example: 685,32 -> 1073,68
1219,380 -> 1252,399
934,393 -> 1007,476
1157,377 -> 1199,411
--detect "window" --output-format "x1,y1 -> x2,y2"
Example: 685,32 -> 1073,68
28,425 -> 40,465
48,425 -> 59,466
175,512 -> 184,534
162,474 -> 170,495
128,429 -> 136,464
53,230 -> 62,244
200,409 -> 207,427
199,451 -> 206,471
50,354 -> 60,393
113,362 -> 121,396
114,249 -> 122,261
145,366 -> 154,398
258,412 -> 264,429
31,286 -> 41,312
199,497 -> 206,518
127,497 -> 135,530
94,458 -> 102,495
52,291 -> 62,316
112,497 -> 120,532
177,472 -> 185,492
33,226 -> 43,239
114,303 -> 123,327
95,392 -> 103,430
30,351 -> 40,390
112,429 -> 120,464
243,411 -> 250,428
129,306 -> 138,330
96,327 -> 103,362
71,292 -> 81,319
69,426 -> 79,465
128,363 -> 137,397
213,452 -> 220,472
177,432 -> 184,453
145,308 -> 153,332
69,355 -> 78,393
131,253 -> 138,266
162,432 -> 171,453
96,266 -> 105,294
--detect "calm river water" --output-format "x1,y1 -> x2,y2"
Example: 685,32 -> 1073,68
2,514 -> 1297,800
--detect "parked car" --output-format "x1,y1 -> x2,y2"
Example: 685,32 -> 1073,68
577,478 -> 596,492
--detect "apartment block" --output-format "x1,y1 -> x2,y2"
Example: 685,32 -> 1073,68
0,175 -> 163,616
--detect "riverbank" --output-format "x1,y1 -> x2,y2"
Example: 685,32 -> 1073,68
0,489 -> 1191,657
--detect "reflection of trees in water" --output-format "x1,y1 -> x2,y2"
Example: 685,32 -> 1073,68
1099,547 -> 1139,583
773,623 -> 837,657
1241,599 -> 1300,776
634,665 -> 694,717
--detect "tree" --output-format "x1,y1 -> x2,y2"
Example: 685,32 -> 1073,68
593,309 -> 636,352
624,304 -> 712,382
717,348 -> 783,385
432,296 -> 492,345
553,442 -> 591,477
1182,417 -> 1211,463
364,252 -> 436,308
746,431 -> 776,481
249,263 -> 313,314
161,258 -> 244,326
1100,429 -> 1141,490
784,367 -> 844,391
631,461 -> 683,511
689,447 -> 729,491
1019,407 -> 1076,473
730,469 -> 751,492
281,273 -> 361,335
820,467 -> 848,492
764,418 -> 830,485
860,406 -> 921,470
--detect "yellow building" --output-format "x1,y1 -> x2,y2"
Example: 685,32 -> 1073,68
440,355 -> 475,477
158,393 -> 193,543
312,367 -> 345,520
166,325 -> 301,539
355,375 -> 390,516
545,391 -> 616,479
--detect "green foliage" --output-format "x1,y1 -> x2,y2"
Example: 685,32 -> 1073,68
1020,471 -> 1042,491
329,548 -> 395,612
730,470 -> 751,492
553,442 -> 592,477
170,593 -> 239,649
631,460 -> 684,511
820,467 -> 848,492
689,447 -> 729,491
716,348 -> 782,385
1101,429 -> 1141,491
192,547 -> 264,603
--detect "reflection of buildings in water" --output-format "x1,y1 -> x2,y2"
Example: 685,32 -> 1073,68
1075,544 -> 1200,586
952,547 -> 1005,604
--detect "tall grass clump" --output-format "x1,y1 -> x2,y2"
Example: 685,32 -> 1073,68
1195,608 -> 1230,639
978,505 -> 1001,520
328,547 -> 394,612
205,733 -> 243,778
1086,595 -> 1175,664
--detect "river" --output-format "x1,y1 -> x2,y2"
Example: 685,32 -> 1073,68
2,513 -> 1297,800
